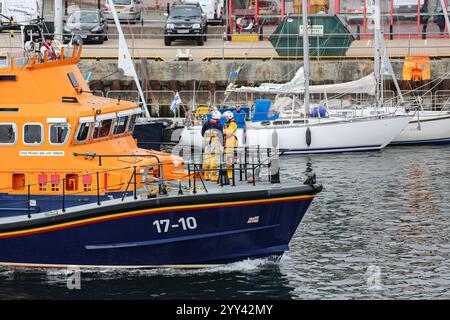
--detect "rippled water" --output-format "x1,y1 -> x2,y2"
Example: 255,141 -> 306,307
2,145 -> 450,299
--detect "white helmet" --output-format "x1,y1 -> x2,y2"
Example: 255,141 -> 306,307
211,110 -> 222,120
223,111 -> 234,120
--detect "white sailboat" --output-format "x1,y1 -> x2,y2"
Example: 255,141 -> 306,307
326,0 -> 450,145
178,0 -> 411,154
328,105 -> 450,145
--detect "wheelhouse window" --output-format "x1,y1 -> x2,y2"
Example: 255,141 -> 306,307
50,124 -> 70,145
0,123 -> 17,145
113,116 -> 129,135
93,119 -> 113,139
75,123 -> 91,143
68,73 -> 79,89
127,114 -> 137,133
23,123 -> 43,145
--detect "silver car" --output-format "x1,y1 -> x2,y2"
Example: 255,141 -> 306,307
103,0 -> 142,23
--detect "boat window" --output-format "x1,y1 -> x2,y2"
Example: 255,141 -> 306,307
0,123 -> 17,145
75,123 -> 91,143
50,124 -> 70,145
93,119 -> 113,139
0,75 -> 17,81
127,115 -> 137,133
273,120 -> 291,125
23,123 -> 43,145
68,73 -> 79,88
12,174 -> 25,190
113,116 -> 129,135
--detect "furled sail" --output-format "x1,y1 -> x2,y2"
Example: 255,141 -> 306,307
309,73 -> 376,95
228,67 -> 306,94
229,68 -> 376,96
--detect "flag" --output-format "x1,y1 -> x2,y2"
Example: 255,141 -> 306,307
170,92 -> 182,114
229,65 -> 242,80
224,65 -> 244,101
106,0 -> 150,118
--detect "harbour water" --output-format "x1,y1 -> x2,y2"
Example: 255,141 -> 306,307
1,145 -> 450,300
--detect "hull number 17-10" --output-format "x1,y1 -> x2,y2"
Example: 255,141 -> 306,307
153,217 -> 198,233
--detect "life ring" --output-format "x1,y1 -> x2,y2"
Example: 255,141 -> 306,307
236,17 -> 255,32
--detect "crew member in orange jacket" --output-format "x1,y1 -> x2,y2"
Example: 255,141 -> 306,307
223,111 -> 237,179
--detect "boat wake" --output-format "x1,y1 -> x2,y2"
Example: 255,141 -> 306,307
0,257 -> 280,280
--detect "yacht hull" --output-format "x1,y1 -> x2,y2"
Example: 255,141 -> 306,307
179,116 -> 411,154
391,114 -> 450,145
329,109 -> 450,145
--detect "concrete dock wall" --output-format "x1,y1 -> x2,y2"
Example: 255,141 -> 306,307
80,58 -> 450,87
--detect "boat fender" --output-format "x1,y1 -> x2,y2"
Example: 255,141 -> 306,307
271,129 -> 279,149
306,127 -> 312,147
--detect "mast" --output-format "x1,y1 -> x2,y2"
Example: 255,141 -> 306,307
302,0 -> 310,117
372,0 -> 382,108
106,0 -> 151,119
375,0 -> 404,106
54,0 -> 63,42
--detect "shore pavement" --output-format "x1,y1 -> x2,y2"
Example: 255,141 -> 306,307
2,31 -> 450,60
0,4 -> 448,60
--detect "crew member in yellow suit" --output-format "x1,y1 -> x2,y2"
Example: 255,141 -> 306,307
223,111 -> 238,179
201,110 -> 223,181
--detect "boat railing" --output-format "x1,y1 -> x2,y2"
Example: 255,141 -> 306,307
0,162 -> 168,219
0,50 -> 30,67
3,146 -> 294,220
434,90 -> 450,111
0,44 -> 83,70
185,145 -> 288,194
72,152 -> 162,169
0,165 -> 135,219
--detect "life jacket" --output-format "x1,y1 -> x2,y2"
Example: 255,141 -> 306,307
41,42 -> 57,61
202,119 -> 223,145
224,119 -> 237,145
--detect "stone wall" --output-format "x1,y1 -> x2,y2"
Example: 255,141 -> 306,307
80,58 -> 450,97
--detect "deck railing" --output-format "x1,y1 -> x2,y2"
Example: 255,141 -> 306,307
0,146 -> 289,219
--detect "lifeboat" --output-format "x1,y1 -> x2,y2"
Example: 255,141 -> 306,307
0,45 -> 186,216
0,43 -> 321,268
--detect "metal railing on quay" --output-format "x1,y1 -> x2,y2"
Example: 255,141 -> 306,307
4,29 -> 450,60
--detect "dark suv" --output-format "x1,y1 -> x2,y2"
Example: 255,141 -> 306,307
164,4 -> 208,46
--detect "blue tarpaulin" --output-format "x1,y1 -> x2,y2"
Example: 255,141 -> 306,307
251,99 -> 279,122
205,108 -> 249,128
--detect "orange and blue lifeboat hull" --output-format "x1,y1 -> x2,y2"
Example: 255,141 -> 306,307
0,185 -> 320,268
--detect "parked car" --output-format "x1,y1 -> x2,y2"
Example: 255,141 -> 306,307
164,4 -> 208,46
103,0 -> 142,23
0,0 -> 42,26
63,10 -> 108,44
183,0 -> 225,25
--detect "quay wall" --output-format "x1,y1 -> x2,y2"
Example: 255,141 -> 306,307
81,59 -> 450,92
